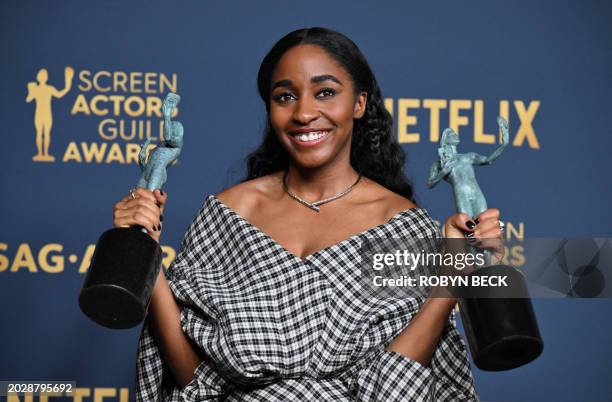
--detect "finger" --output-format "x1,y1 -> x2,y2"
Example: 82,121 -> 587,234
153,189 -> 168,211
115,209 -> 159,232
116,201 -> 161,224
473,208 -> 500,222
447,213 -> 475,233
472,219 -> 501,237
152,190 -> 167,222
122,198 -> 161,218
116,197 -> 159,215
114,199 -> 129,212
115,205 -> 159,225
117,190 -> 137,206
132,187 -> 157,202
153,189 -> 168,203
114,215 -> 157,233
473,219 -> 504,239
116,188 -> 155,209
476,230 -> 504,243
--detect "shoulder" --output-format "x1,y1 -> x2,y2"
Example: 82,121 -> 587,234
359,178 -> 440,236
358,177 -> 417,220
215,171 -> 284,217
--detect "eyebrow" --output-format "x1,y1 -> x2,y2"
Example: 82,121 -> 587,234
271,74 -> 343,91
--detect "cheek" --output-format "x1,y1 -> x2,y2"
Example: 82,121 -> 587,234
330,104 -> 353,121
269,107 -> 289,132
327,96 -> 359,125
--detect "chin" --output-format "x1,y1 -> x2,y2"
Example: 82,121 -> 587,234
294,147 -> 343,168
290,155 -> 332,170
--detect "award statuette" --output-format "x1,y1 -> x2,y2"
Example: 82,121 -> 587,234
79,92 -> 184,329
427,117 -> 543,371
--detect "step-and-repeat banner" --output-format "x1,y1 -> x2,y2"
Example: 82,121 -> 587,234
1,1 -> 611,401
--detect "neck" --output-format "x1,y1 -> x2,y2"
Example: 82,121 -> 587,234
284,160 -> 360,201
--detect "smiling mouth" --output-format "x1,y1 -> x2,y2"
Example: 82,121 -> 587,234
289,130 -> 331,145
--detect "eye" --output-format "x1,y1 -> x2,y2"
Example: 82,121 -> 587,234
316,87 -> 336,99
272,92 -> 296,103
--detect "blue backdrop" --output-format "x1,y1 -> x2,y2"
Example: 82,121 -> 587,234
1,1 -> 611,401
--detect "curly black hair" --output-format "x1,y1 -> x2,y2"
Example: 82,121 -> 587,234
243,27 -> 415,202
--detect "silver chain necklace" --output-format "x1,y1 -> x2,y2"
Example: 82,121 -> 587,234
282,170 -> 362,212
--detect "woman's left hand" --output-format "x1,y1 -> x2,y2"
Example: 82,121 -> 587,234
443,208 -> 505,264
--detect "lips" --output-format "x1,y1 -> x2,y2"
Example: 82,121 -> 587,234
288,129 -> 332,147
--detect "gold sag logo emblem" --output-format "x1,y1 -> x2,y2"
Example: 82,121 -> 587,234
26,67 -> 178,164
26,67 -> 75,162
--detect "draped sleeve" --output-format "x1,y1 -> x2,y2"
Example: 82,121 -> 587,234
348,309 -> 478,401
135,196 -> 228,401
345,209 -> 478,401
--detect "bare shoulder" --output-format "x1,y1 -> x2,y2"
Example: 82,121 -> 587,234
215,171 -> 284,216
359,176 -> 417,219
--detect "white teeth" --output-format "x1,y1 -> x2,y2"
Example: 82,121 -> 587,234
295,131 -> 327,142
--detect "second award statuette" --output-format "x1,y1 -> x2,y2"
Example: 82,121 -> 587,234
428,117 -> 543,371
78,92 -> 184,329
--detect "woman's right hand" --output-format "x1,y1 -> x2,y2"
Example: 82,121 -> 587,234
113,188 -> 168,242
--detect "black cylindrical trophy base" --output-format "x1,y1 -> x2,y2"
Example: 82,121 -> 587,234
458,265 -> 544,371
79,227 -> 162,329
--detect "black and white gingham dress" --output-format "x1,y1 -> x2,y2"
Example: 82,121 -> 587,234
135,195 -> 478,401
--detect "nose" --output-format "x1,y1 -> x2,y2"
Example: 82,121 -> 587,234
292,96 -> 319,124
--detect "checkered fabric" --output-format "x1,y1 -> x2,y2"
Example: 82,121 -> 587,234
135,195 -> 478,401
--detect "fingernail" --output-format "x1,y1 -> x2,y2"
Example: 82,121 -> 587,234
466,232 -> 475,238
474,218 -> 480,225
160,190 -> 165,196
466,220 -> 476,229
152,226 -> 157,232
160,214 -> 164,222
156,201 -> 162,208
157,224 -> 162,231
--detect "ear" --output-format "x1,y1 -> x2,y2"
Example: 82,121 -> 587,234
353,91 -> 367,119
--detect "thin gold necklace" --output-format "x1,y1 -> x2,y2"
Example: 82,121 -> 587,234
282,170 -> 362,212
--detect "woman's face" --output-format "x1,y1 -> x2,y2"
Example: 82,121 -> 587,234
269,44 -> 367,170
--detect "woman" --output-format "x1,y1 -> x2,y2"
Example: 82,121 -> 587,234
115,28 -> 502,401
